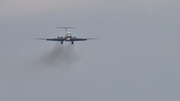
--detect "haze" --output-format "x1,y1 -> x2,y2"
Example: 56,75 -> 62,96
1,0 -> 180,101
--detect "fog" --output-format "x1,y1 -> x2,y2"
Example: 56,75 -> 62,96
1,0 -> 180,101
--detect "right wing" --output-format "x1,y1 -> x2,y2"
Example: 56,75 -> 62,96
71,38 -> 99,41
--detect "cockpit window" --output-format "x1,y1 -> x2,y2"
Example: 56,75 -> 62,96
67,32 -> 72,36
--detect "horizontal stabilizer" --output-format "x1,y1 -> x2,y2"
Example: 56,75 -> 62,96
56,27 -> 75,29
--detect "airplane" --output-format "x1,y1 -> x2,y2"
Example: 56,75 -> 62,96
35,27 -> 98,44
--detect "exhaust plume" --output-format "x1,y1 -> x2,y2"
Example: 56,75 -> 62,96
32,43 -> 79,69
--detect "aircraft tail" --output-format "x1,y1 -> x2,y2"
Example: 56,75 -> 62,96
57,27 -> 75,35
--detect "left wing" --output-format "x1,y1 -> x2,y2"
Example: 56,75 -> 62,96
34,38 -> 65,41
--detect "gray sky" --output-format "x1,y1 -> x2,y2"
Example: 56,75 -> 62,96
1,0 -> 180,101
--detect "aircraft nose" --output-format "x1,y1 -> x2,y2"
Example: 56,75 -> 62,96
66,38 -> 70,41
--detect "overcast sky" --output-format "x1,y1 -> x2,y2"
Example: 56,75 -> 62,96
1,0 -> 180,101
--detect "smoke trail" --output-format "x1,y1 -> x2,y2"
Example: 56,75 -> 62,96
32,43 -> 79,69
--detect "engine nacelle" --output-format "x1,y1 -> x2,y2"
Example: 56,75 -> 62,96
61,36 -> 63,38
57,37 -> 60,38
71,41 -> 74,44
74,36 -> 76,38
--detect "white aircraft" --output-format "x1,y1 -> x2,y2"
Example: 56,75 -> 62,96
35,27 -> 98,44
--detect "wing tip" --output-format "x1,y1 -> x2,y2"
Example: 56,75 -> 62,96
87,38 -> 100,40
34,38 -> 47,40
